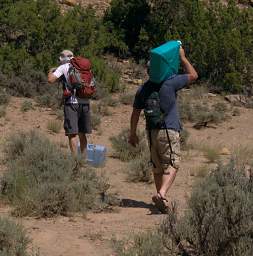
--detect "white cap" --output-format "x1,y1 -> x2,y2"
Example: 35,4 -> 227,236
59,49 -> 74,64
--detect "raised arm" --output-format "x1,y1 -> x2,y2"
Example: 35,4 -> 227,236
129,108 -> 142,146
48,68 -> 59,83
180,47 -> 198,83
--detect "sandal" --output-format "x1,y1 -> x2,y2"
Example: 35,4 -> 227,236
152,193 -> 168,214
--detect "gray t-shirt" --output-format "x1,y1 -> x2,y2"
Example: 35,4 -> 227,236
133,74 -> 189,131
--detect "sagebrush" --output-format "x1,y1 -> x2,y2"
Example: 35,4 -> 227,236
117,160 -> 253,256
1,131 -> 110,217
110,129 -> 147,162
0,217 -> 38,256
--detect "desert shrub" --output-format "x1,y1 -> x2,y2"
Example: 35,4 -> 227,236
127,149 -> 152,183
0,89 -> 10,106
110,129 -> 147,162
0,106 -> 6,118
0,217 -> 38,256
202,146 -> 220,163
119,92 -> 135,105
103,95 -> 119,107
163,161 -> 253,256
20,100 -> 34,112
92,101 -> 111,117
180,129 -> 189,150
1,131 -> 110,217
55,109 -> 64,121
115,230 -> 165,256
91,114 -> 102,131
178,89 -> 231,128
47,119 -> 62,133
118,161 -> 253,256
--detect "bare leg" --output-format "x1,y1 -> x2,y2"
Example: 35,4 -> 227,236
78,133 -> 87,157
68,134 -> 78,157
153,172 -> 163,192
158,167 -> 177,198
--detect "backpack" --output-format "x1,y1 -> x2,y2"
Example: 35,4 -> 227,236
144,84 -> 164,130
66,56 -> 96,98
143,82 -> 175,168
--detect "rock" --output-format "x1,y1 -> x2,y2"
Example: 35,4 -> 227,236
60,0 -> 77,6
208,93 -> 217,97
225,94 -> 247,106
220,147 -> 231,155
133,79 -> 143,85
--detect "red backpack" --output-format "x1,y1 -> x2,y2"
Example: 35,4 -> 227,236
67,56 -> 96,98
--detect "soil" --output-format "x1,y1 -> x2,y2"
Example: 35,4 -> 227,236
0,90 -> 253,255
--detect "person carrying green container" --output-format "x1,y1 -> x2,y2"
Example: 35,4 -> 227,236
129,42 -> 198,213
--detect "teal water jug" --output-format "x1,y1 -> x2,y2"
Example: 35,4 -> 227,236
149,40 -> 182,84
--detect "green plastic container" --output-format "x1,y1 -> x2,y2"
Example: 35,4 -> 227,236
149,40 -> 182,84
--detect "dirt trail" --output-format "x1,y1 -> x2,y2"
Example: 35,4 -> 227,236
0,96 -> 253,255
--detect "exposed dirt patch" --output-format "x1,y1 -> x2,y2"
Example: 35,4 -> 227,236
0,92 -> 253,255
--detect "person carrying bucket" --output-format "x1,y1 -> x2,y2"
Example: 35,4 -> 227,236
129,42 -> 198,213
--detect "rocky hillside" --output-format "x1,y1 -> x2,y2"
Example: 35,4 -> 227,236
56,0 -> 111,14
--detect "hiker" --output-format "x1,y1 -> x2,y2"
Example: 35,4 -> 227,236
48,50 -> 95,158
129,46 -> 198,213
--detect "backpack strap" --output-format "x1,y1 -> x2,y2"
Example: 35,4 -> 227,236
148,129 -> 156,168
165,127 -> 175,168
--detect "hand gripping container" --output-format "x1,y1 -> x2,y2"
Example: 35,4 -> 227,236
77,142 -> 107,167
149,40 -> 182,84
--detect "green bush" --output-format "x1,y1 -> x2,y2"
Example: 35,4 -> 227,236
127,149 -> 152,183
106,0 -> 253,93
1,131 -> 110,217
110,129 -> 147,162
20,100 -> 34,112
0,217 -> 38,256
0,1 -> 120,98
118,161 -> 253,256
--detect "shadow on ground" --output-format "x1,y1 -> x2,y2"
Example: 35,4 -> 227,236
120,198 -> 161,214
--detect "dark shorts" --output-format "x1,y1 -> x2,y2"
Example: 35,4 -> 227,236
64,104 -> 92,135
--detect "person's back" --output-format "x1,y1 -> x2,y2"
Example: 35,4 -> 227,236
129,46 -> 198,213
47,50 -> 92,159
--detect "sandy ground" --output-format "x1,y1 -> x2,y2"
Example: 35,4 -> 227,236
0,94 -> 252,256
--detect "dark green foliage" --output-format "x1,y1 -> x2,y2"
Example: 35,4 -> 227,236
106,0 -> 253,93
1,131 -> 110,217
110,129 -> 147,162
0,217 -> 37,256
0,0 -> 120,99
104,0 -> 150,57
117,161 -> 253,256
